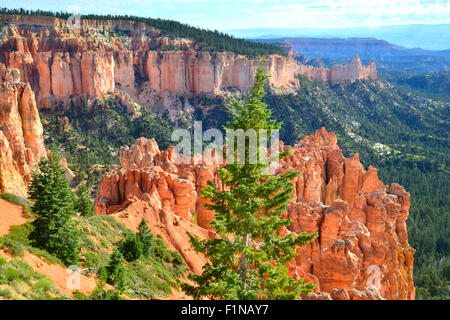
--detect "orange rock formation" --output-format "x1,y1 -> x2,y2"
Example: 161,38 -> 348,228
95,128 -> 414,300
0,64 -> 46,196
0,14 -> 377,111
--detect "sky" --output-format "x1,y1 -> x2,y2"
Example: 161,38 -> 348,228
1,0 -> 449,31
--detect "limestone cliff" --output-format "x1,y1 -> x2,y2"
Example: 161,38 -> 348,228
95,129 -> 414,300
0,64 -> 46,196
0,14 -> 377,112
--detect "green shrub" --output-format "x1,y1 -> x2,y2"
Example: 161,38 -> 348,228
0,288 -> 13,299
0,259 -> 65,299
119,235 -> 144,262
89,286 -> 122,300
16,268 -> 33,284
7,223 -> 33,246
81,236 -> 97,251
1,237 -> 25,257
99,239 -> 109,249
33,278 -> 55,292
83,252 -> 102,270
152,238 -> 172,262
73,290 -> 89,300
5,267 -> 20,281
171,253 -> 185,266
0,193 -> 28,206
28,247 -> 62,265
70,208 -> 187,299
1,223 -> 61,265
101,215 -> 131,235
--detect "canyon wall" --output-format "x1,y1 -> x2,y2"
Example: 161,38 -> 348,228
95,128 -> 414,300
0,64 -> 46,196
0,14 -> 377,112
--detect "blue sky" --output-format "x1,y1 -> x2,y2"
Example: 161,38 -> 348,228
1,0 -> 449,30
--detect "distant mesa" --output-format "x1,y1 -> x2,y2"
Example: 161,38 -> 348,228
0,14 -> 377,113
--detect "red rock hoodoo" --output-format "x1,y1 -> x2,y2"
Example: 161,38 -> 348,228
0,63 -> 46,196
95,128 -> 414,300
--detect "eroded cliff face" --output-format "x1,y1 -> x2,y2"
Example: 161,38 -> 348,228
0,14 -> 377,114
0,64 -> 46,196
95,128 -> 414,300
279,129 -> 414,300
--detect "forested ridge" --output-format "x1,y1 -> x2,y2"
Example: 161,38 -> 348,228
40,93 -> 175,191
381,70 -> 450,100
0,8 -> 285,57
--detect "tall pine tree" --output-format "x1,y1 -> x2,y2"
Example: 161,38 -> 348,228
105,249 -> 127,294
137,218 -> 154,257
182,63 -> 317,300
29,153 -> 81,266
74,183 -> 95,217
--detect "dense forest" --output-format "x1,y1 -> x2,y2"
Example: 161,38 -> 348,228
0,8 -> 285,57
380,71 -> 450,100
40,93 -> 175,191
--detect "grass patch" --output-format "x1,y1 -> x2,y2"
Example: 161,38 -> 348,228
1,208 -> 188,299
0,223 -> 62,265
76,215 -> 187,299
0,258 -> 64,299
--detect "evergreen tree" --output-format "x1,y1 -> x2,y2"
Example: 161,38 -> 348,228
119,235 -> 144,262
137,218 -> 154,257
74,183 -> 95,217
181,63 -> 317,300
29,153 -> 81,266
105,249 -> 127,294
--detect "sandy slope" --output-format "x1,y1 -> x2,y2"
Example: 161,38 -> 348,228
0,199 -> 27,236
0,199 -> 98,296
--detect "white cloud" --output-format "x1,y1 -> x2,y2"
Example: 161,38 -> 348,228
242,0 -> 450,28
3,0 -> 449,29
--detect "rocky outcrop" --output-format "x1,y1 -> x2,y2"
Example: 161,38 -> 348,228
95,128 -> 414,300
278,129 -> 414,300
0,14 -> 377,112
330,55 -> 377,85
95,137 -> 218,230
0,64 -> 46,196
